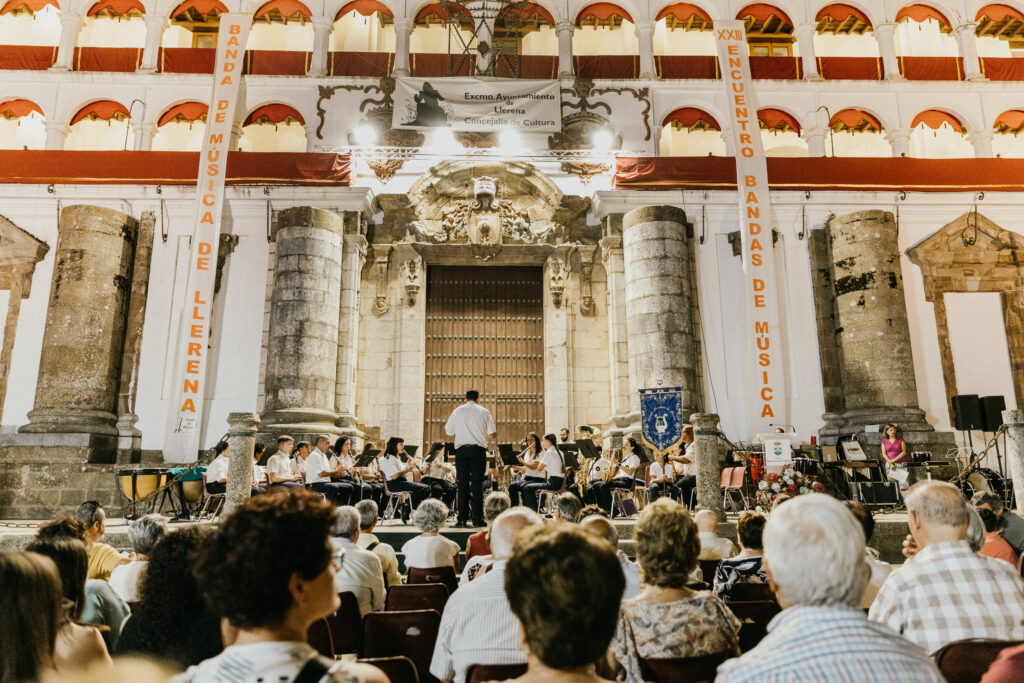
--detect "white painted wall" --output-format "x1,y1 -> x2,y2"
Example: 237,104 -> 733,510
653,25 -> 715,56
330,12 -> 395,52
77,14 -> 145,48
0,6 -> 60,46
0,111 -> 45,149
573,22 -> 637,55
946,292 -> 1016,406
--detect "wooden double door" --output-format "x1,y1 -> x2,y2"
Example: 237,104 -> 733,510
423,266 -> 545,446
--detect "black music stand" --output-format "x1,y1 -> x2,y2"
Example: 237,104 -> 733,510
423,442 -> 444,464
406,445 -> 419,457
498,443 -> 521,467
558,444 -> 581,470
444,442 -> 455,454
576,439 -> 600,461
354,450 -> 379,468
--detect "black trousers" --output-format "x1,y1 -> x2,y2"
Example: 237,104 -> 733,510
309,481 -> 353,505
523,477 -> 564,511
363,482 -> 386,508
649,481 -> 679,502
590,477 -> 633,512
675,475 -> 697,507
421,476 -> 457,506
455,445 -> 487,524
508,476 -> 545,506
388,479 -> 430,508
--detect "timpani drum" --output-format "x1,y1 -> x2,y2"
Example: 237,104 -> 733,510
117,468 -> 168,502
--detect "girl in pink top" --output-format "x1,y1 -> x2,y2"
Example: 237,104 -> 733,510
881,424 -> 909,491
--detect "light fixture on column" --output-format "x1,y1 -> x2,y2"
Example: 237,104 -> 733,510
591,127 -> 614,151
353,121 -> 378,146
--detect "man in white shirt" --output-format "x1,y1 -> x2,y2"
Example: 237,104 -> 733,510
430,507 -> 543,683
354,500 -> 402,587
330,506 -> 386,617
580,513 -> 640,600
305,434 -> 354,504
445,389 -> 497,528
265,435 -> 303,488
669,425 -> 696,508
695,509 -> 738,560
204,442 -> 230,494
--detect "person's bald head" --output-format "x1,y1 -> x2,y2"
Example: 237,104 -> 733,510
694,509 -> 718,533
490,507 -> 544,560
580,515 -> 619,551
906,481 -> 969,547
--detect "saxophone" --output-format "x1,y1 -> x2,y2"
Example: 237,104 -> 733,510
603,449 -> 621,483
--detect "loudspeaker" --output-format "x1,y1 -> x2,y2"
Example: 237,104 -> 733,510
980,395 -> 1007,432
850,481 -> 900,508
952,394 -> 982,431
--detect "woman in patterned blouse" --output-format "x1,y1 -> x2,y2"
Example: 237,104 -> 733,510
714,510 -> 769,601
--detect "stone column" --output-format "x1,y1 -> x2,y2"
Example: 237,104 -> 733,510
1003,410 -> 1024,511
691,412 -> 725,520
556,21 -> 574,77
969,130 -> 995,158
116,210 -> 155,456
133,121 -> 156,151
821,210 -> 953,456
886,127 -> 911,157
304,123 -> 320,152
392,17 -> 412,76
875,23 -> 902,80
953,23 -> 984,81
224,412 -> 260,515
21,206 -> 138,440
795,22 -> 821,80
0,274 -> 27,422
334,228 -> 368,436
635,20 -> 655,80
230,122 -> 244,151
51,10 -> 84,71
310,16 -> 332,77
139,15 -> 167,72
622,206 -> 700,419
805,126 -> 828,156
261,207 -> 345,437
600,216 -> 632,441
44,121 -> 68,150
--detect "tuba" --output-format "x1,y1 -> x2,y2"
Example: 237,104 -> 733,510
577,425 -> 601,442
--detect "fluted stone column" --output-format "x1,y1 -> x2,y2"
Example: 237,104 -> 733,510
692,412 -> 725,520
795,22 -> 821,80
225,412 -> 260,514
600,215 -> 632,441
393,17 -> 412,76
622,206 -> 700,420
636,20 -> 655,79
139,15 -> 167,72
51,10 -> 83,71
116,210 -> 155,455
310,16 -> 332,77
875,23 -> 902,80
44,121 -> 68,150
556,21 -> 574,77
821,210 -> 953,456
261,207 -> 345,436
335,229 -> 367,437
21,205 -> 138,439
953,23 -> 984,81
887,127 -> 911,157
1003,410 -> 1024,512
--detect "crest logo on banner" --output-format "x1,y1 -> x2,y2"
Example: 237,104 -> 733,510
639,387 -> 685,454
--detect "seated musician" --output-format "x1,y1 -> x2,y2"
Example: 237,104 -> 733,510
648,450 -> 678,502
590,438 -> 641,515
508,433 -> 546,506
523,434 -> 566,512
583,450 -> 612,505
266,435 -> 303,488
880,424 -> 909,492
251,443 -> 267,494
329,436 -> 374,504
353,442 -> 386,509
306,435 -> 354,504
380,437 -> 430,522
669,425 -> 697,508
204,442 -> 230,494
421,442 -> 457,506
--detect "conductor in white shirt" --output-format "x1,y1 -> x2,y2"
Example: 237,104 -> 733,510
445,389 -> 497,528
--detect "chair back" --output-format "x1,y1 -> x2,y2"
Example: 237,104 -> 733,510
729,466 -> 745,489
306,617 -> 334,658
466,663 -> 528,683
360,609 -> 442,683
386,583 -> 449,613
327,591 -> 363,654
933,638 -> 1024,683
698,559 -> 720,584
728,600 -> 780,653
408,565 -> 459,595
639,651 -> 734,683
727,582 -> 774,602
643,465 -> 651,486
357,656 -> 420,683
719,467 -> 733,488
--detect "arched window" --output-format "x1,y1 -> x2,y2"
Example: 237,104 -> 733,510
0,98 -> 44,148
248,0 -> 313,53
163,0 -> 227,49
828,108 -> 891,156
65,100 -> 132,150
0,0 -> 59,49
240,103 -> 306,152
654,3 -> 714,57
993,109 -> 1024,157
975,4 -> 1024,58
758,107 -> 807,156
659,107 -> 725,156
894,4 -> 956,57
909,109 -> 973,158
737,4 -> 793,56
332,0 -> 394,52
152,101 -> 207,151
77,0 -> 145,50
814,3 -> 877,58
496,2 -> 555,57
573,3 -> 637,56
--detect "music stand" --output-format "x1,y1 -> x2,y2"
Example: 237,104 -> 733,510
444,442 -> 455,454
498,443 -> 521,467
557,444 -> 581,470
423,442 -> 444,464
354,450 -> 379,468
576,439 -> 600,461
406,445 -> 419,457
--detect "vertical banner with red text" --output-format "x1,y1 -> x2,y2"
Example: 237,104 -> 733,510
714,20 -> 787,429
164,14 -> 251,463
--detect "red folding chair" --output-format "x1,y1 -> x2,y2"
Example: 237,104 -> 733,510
360,610 -> 442,683
357,656 -> 420,683
933,638 -> 1024,683
639,651 -> 735,683
466,663 -> 528,683
407,565 -> 459,596
326,591 -> 363,655
306,617 -> 334,658
386,583 -> 449,613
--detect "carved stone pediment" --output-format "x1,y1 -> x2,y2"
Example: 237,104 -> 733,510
0,215 -> 49,294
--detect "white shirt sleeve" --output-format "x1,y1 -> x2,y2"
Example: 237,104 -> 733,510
206,455 -> 227,482
484,408 -> 496,436
379,456 -> 400,481
650,462 -> 664,479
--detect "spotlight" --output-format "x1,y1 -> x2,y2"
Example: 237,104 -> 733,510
591,128 -> 614,151
353,121 -> 378,146
498,128 -> 521,149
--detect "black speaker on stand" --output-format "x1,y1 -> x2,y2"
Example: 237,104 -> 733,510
951,394 -> 982,463
981,395 -> 1007,478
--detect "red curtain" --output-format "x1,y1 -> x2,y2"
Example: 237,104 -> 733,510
663,107 -> 721,129
655,55 -> 718,79
896,4 -> 951,29
158,102 -> 208,126
73,46 -> 142,72
749,55 -> 801,79
329,51 -> 393,77
995,110 -> 1024,132
244,104 -> 304,126
159,47 -> 216,73
817,56 -> 881,80
815,3 -> 871,24
335,0 -> 392,19
87,0 -> 144,15
0,45 -> 56,69
981,57 -> 1024,80
253,0 -> 311,20
0,0 -> 57,12
656,3 -> 712,24
493,54 -> 557,78
70,100 -> 130,124
410,53 -> 473,76
911,110 -> 965,131
758,108 -> 801,133
976,3 -> 1024,22
573,54 -> 639,79
0,98 -> 43,118
899,56 -> 963,80
244,50 -> 310,75
170,0 -> 227,18
576,2 -> 633,24
0,151 -> 351,185
736,3 -> 793,25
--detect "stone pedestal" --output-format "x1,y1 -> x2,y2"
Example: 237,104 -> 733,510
692,412 -> 725,521
622,206 -> 700,421
225,412 -> 260,515
1004,410 -> 1024,512
20,205 -> 138,454
820,210 -> 953,457
261,207 -> 345,438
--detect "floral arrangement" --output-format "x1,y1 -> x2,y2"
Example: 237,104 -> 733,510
756,465 -> 825,508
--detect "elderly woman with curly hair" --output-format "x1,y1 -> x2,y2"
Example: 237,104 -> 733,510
402,498 -> 461,572
607,499 -> 740,683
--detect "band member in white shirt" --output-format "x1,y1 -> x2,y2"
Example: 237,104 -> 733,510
589,438 -> 641,515
380,437 -> 430,522
583,451 -> 612,505
305,434 -> 354,504
332,436 -> 376,504
559,428 -> 570,444
648,450 -> 678,502
508,433 -> 545,506
523,434 -> 566,512
421,442 -> 457,506
669,425 -> 697,508
251,443 -> 267,494
445,389 -> 497,528
266,435 -> 304,488
204,441 -> 230,494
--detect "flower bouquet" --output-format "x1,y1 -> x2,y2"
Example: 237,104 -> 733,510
755,464 -> 825,508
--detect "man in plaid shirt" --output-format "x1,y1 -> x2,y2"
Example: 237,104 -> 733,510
869,481 -> 1024,654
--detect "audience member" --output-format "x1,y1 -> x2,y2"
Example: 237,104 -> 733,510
982,642 -> 1024,682
844,501 -> 891,608
580,514 -> 639,600
695,509 -> 737,560
869,481 -> 1024,654
575,504 -> 608,522
553,492 -> 583,523
430,508 -> 544,683
977,507 -> 1019,566
183,492 -> 386,682
115,527 -> 222,670
973,490 -> 1024,557
330,506 -> 385,617
714,511 -> 767,600
266,435 -> 303,488
109,514 -> 167,603
203,442 -> 230,495
75,501 -> 129,581
608,499 -> 740,683
504,524 -> 624,683
0,551 -> 63,683
402,499 -> 461,571
24,537 -> 112,673
353,500 -> 402,588
466,492 -> 511,562
717,494 -> 944,682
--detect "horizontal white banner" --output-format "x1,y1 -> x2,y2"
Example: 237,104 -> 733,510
393,77 -> 561,132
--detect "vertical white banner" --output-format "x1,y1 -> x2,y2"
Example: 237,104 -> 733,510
715,21 -> 787,428
164,14 -> 251,463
